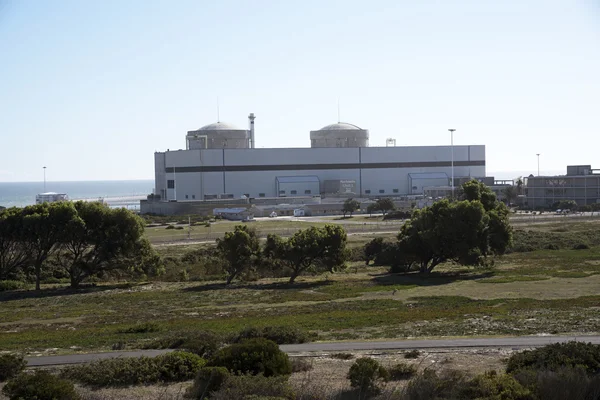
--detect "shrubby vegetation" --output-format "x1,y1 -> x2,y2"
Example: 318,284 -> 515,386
207,338 -> 292,377
60,351 -> 204,387
2,371 -> 80,400
347,357 -> 389,395
232,325 -> 313,345
0,353 -> 26,382
506,341 -> 600,375
0,202 -> 161,290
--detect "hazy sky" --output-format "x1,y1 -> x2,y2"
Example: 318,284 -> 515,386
1,0 -> 599,182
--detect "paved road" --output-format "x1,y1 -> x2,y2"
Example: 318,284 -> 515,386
25,335 -> 600,367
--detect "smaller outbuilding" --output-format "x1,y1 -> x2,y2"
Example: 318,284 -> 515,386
213,208 -> 255,221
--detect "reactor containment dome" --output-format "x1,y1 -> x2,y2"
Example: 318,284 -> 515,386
310,122 -> 369,148
186,117 -> 255,150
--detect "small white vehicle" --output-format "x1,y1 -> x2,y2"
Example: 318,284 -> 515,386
293,209 -> 305,217
269,211 -> 278,218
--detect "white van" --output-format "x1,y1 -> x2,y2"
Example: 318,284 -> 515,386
293,209 -> 305,217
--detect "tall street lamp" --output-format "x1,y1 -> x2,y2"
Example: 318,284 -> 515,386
449,129 -> 456,198
536,153 -> 540,176
43,166 -> 47,192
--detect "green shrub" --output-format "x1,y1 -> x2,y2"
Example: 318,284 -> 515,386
387,362 -> 417,380
347,357 -> 389,394
166,225 -> 176,230
506,341 -> 600,375
233,326 -> 311,345
404,369 -> 466,400
208,374 -> 295,400
2,371 -> 79,400
404,350 -> 421,359
141,330 -> 222,358
0,354 -> 26,382
61,351 -> 205,387
545,243 -> 560,250
186,366 -> 230,399
458,370 -> 534,400
208,338 -> 292,377
516,366 -> 600,400
118,321 -> 161,334
574,243 -> 590,250
0,280 -> 27,292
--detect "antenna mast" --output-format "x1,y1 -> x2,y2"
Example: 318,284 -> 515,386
217,97 -> 220,122
337,98 -> 340,123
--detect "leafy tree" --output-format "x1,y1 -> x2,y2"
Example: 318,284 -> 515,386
399,180 -> 512,274
268,225 -> 348,283
551,200 -> 578,211
515,177 -> 524,195
375,198 -> 395,215
217,225 -> 260,284
21,203 -> 79,290
364,237 -> 385,265
55,202 -> 161,288
342,198 -> 360,217
502,186 -> 518,205
0,208 -> 29,280
366,203 -> 377,217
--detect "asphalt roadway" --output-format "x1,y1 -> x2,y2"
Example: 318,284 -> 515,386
25,335 -> 600,367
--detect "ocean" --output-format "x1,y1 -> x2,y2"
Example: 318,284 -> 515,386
0,180 -> 154,209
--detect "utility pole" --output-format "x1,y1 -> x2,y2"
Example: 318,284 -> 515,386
536,154 -> 540,176
449,129 -> 456,199
43,166 -> 47,192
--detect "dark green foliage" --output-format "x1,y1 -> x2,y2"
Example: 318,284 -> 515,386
375,198 -> 395,215
187,366 -> 230,399
141,330 -> 222,358
364,237 -> 384,265
404,369 -> 534,400
397,180 -> 512,274
342,198 -> 361,217
0,353 -> 26,382
208,374 -> 295,400
347,357 -> 389,394
404,350 -> 421,359
383,209 -> 412,220
61,351 -> 205,387
2,371 -> 80,400
0,280 -> 26,291
514,366 -> 600,400
233,326 -> 311,344
166,224 -> 176,230
506,341 -> 600,375
266,225 -> 348,284
508,229 -> 600,253
118,321 -> 161,334
208,338 -> 292,377
551,200 -> 578,211
217,225 -> 261,284
387,362 -> 417,380
574,243 -> 591,250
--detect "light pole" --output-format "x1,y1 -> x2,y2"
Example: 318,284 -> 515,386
536,153 -> 540,176
449,129 -> 456,199
43,166 -> 47,192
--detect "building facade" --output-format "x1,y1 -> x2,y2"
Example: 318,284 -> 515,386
526,165 -> 600,208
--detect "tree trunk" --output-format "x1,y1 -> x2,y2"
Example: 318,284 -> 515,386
226,273 -> 235,285
35,262 -> 41,291
70,274 -> 81,289
289,270 -> 299,284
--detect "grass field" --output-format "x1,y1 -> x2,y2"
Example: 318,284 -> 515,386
2,218 -> 600,355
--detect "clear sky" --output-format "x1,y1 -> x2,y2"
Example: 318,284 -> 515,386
1,0 -> 599,182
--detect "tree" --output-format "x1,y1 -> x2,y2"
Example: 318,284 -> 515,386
366,203 -> 377,217
0,208 -> 29,280
502,186 -> 518,206
399,180 -> 512,274
268,225 -> 348,283
21,202 -> 79,290
55,202 -> 162,288
375,198 -> 395,216
515,177 -> 524,195
342,198 -> 360,217
217,225 -> 260,284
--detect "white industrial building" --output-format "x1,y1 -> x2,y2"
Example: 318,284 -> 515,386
143,114 -> 486,214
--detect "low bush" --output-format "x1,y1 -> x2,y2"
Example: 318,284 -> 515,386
208,338 -> 292,377
387,362 -> 417,380
516,366 -> 600,400
166,225 -> 176,230
118,321 -> 161,334
141,330 -> 222,358
330,353 -> 354,360
459,370 -> 534,400
232,326 -> 311,345
0,280 -> 27,292
383,210 -> 412,220
290,358 -> 313,372
186,366 -> 230,399
347,357 -> 389,395
404,350 -> 421,359
506,341 -> 600,375
0,354 -> 26,382
2,371 -> 80,400
208,374 -> 295,400
61,351 -> 205,387
545,243 -> 560,250
574,243 -> 590,250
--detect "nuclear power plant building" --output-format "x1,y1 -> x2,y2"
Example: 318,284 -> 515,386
145,114 -> 485,213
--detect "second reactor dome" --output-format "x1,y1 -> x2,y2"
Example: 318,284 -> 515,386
310,122 -> 369,148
